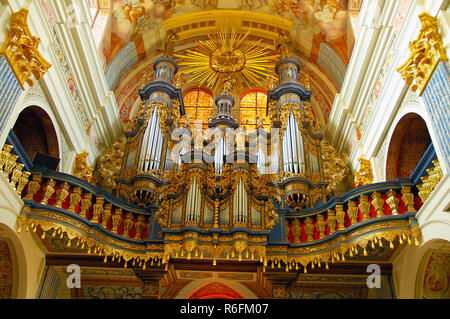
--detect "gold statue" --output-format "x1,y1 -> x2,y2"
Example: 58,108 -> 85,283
164,29 -> 179,57
274,31 -> 291,58
354,158 -> 373,188
173,72 -> 185,88
222,76 -> 235,95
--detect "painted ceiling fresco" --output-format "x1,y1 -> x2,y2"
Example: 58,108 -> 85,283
102,0 -> 362,66
91,0 -> 365,127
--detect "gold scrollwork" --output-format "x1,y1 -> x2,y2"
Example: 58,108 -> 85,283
397,13 -> 448,96
0,8 -> 51,89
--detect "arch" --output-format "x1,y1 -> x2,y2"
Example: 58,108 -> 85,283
386,113 -> 431,181
188,282 -> 245,299
181,87 -> 214,128
0,223 -> 27,299
414,241 -> 450,299
12,106 -> 59,163
239,88 -> 270,131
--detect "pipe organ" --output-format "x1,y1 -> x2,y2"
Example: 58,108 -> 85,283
113,50 -> 348,263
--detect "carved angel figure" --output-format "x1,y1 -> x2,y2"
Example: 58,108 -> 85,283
164,30 -> 179,56
274,31 -> 290,58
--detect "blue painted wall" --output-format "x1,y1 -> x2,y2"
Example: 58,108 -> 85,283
0,55 -> 22,138
422,61 -> 450,170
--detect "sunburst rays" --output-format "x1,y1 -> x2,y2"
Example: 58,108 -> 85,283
175,23 -> 277,93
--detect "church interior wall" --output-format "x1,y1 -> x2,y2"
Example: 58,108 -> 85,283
0,0 -> 448,300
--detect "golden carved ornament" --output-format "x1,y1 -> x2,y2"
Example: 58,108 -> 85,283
164,29 -> 179,57
0,8 -> 51,89
9,163 -> 24,190
304,217 -> 315,242
91,197 -> 104,223
326,209 -> 336,234
371,192 -> 385,217
316,214 -> 326,239
266,219 -> 421,269
347,200 -> 359,225
54,182 -> 70,208
74,152 -> 96,184
358,194 -> 371,220
40,179 -> 56,205
274,31 -> 291,58
0,144 -> 13,172
24,174 -> 42,200
79,192 -> 92,219
354,158 -> 373,188
320,138 -> 348,192
386,189 -> 399,216
397,13 -> 448,96
401,187 -> 416,212
68,187 -> 82,212
96,136 -> 126,188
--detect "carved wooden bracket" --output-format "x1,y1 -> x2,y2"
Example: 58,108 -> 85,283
0,8 -> 51,90
397,13 -> 448,96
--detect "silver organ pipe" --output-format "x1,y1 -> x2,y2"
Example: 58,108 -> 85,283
282,112 -> 305,174
139,106 -> 163,171
214,137 -> 227,175
233,178 -> 248,223
185,178 -> 201,222
257,147 -> 267,175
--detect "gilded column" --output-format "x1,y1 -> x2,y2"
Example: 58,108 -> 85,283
327,209 -> 336,234
359,195 -> 371,220
123,213 -> 135,237
401,187 -> 416,212
68,187 -> 82,212
54,182 -> 70,208
304,217 -> 315,241
335,205 -> 345,230
23,175 -> 42,200
40,179 -> 56,205
101,204 -> 112,228
79,193 -> 92,219
291,219 -> 302,243
91,197 -> 104,223
111,208 -> 123,233
386,189 -> 399,216
347,200 -> 359,225
371,192 -> 385,217
316,214 -> 326,239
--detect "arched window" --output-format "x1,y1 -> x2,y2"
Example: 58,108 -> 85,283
12,106 -> 59,162
181,88 -> 214,128
239,89 -> 270,131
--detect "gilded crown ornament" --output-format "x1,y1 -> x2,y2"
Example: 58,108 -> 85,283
397,12 -> 448,95
0,8 -> 51,89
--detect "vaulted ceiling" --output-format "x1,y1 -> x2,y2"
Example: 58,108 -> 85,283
92,0 -> 364,127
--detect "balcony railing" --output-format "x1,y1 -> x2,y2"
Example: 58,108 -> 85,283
0,137 -> 442,269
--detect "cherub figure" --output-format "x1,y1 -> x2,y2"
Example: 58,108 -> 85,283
274,31 -> 291,58
164,30 -> 179,56
222,76 -> 235,95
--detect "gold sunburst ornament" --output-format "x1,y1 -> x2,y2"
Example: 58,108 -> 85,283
175,23 -> 277,93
